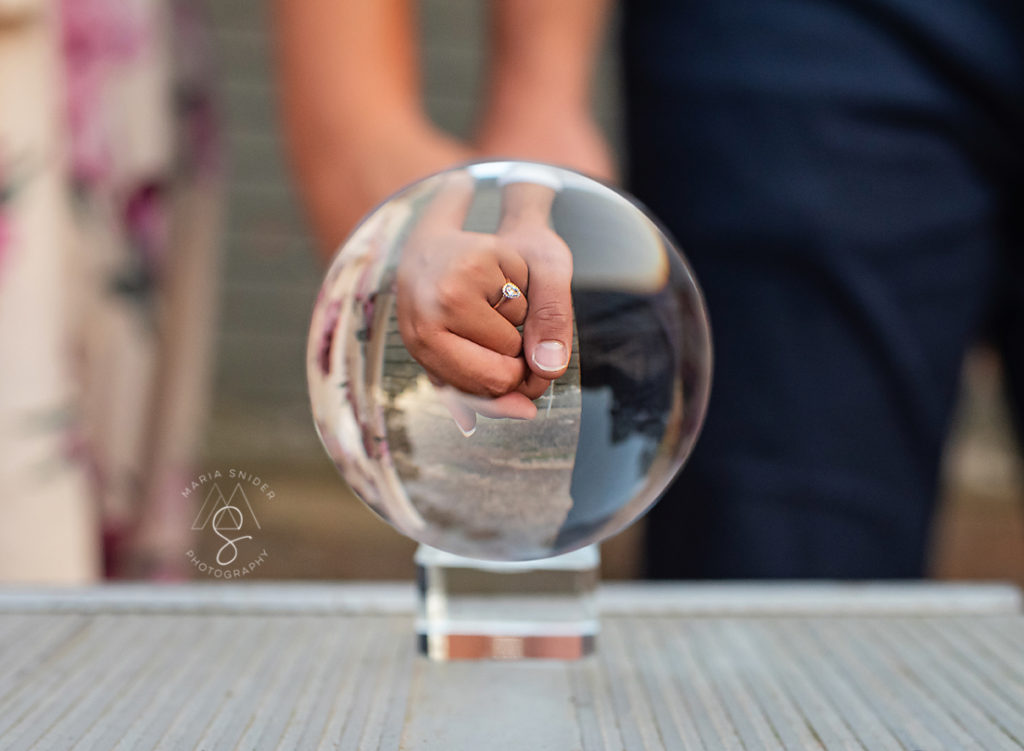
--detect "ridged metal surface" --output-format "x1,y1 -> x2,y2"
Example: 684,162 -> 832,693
0,585 -> 1022,749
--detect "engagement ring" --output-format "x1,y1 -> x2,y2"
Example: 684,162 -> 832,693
493,281 -> 522,309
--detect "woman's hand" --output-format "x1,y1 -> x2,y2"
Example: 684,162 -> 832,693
396,171 -> 579,433
396,171 -> 538,416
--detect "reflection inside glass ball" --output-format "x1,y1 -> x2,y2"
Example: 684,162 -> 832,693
308,161 -> 711,560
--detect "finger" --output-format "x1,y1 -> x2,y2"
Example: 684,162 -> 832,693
522,246 -> 574,380
416,170 -> 475,234
517,371 -> 559,401
436,387 -> 537,427
493,248 -> 530,327
436,252 -> 522,356
413,329 -> 528,398
457,391 -> 537,420
437,247 -> 524,355
446,304 -> 523,358
433,385 -> 478,437
489,282 -> 527,327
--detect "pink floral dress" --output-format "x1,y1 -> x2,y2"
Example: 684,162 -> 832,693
0,0 -> 220,581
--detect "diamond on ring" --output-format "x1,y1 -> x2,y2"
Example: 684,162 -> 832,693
501,282 -> 522,300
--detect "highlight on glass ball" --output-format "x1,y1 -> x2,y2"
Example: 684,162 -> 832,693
307,161 -> 712,561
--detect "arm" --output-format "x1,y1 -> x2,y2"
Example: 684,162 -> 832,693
273,0 -> 614,257
272,0 -> 471,258
477,0 -> 616,180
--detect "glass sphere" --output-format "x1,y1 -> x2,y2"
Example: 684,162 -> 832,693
308,161 -> 711,561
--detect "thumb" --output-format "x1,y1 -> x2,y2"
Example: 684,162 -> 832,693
522,255 -> 573,381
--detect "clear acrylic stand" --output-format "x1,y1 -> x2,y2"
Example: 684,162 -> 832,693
415,543 -> 599,660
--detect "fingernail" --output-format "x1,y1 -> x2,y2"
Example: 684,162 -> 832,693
532,340 -> 568,372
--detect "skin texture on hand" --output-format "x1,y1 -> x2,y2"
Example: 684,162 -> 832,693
396,172 -> 578,431
396,172 -> 537,411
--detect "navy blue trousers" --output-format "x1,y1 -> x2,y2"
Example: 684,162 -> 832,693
622,0 -> 1024,578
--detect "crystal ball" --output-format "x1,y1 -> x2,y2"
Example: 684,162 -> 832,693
308,161 -> 711,561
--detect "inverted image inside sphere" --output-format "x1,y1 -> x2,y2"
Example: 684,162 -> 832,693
307,161 -> 711,561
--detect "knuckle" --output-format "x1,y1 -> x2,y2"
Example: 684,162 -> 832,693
497,333 -> 523,358
481,369 -> 520,398
528,239 -> 572,269
454,249 -> 494,279
519,381 -> 548,400
536,248 -> 571,269
510,330 -> 526,354
529,301 -> 572,330
435,278 -> 465,314
399,323 -> 428,355
397,308 -> 437,352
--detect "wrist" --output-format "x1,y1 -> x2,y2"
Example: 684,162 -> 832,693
498,182 -> 557,233
497,206 -> 549,234
297,118 -> 472,258
475,108 -> 615,182
478,94 -> 592,149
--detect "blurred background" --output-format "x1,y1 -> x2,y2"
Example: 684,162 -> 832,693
202,0 -> 1023,584
2,0 -> 1021,584
203,0 -> 627,580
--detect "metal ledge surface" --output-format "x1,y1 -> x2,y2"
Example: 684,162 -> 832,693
0,580 -> 1019,615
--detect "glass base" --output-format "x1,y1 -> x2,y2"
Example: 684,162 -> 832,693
415,544 -> 599,661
